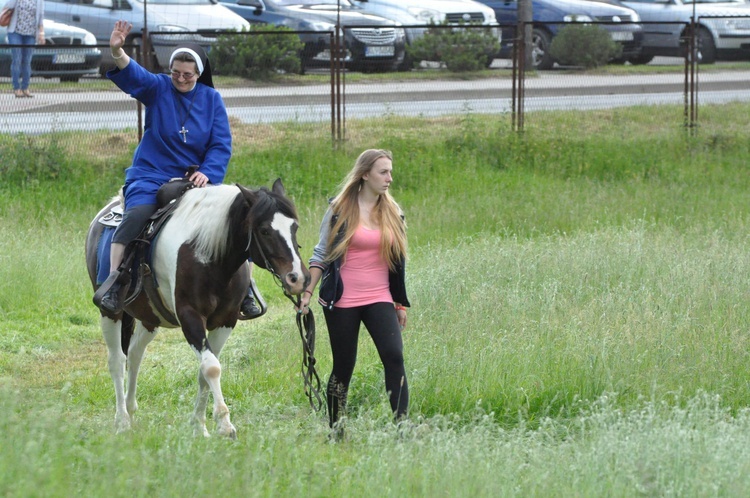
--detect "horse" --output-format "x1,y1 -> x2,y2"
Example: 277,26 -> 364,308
84,179 -> 310,438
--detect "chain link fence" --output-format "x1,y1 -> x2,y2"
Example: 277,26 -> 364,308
2,20 -> 749,150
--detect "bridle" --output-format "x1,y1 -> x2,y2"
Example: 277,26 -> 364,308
250,227 -> 324,413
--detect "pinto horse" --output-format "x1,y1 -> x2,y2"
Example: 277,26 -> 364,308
85,179 -> 310,438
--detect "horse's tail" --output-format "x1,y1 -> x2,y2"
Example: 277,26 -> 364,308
120,312 -> 135,356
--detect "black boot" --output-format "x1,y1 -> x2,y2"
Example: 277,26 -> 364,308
327,374 -> 348,440
93,270 -> 126,314
239,293 -> 262,319
99,282 -> 123,313
238,279 -> 267,320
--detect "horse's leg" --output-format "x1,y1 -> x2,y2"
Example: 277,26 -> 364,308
124,321 -> 157,420
192,326 -> 233,438
181,312 -> 236,439
101,316 -> 130,433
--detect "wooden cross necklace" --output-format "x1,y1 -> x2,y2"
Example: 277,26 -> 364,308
175,87 -> 197,144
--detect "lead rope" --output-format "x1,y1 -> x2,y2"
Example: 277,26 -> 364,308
252,231 -> 324,413
286,292 -> 324,412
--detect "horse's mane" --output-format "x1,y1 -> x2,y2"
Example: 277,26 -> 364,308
170,184 -> 240,263
249,186 -> 299,227
169,183 -> 298,263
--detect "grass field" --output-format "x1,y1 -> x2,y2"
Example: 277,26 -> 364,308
3,104 -> 750,496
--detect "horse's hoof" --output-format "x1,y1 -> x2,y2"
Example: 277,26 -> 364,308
194,425 -> 210,438
114,417 -> 132,434
219,425 -> 237,440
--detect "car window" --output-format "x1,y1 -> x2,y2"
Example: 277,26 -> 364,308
685,0 -> 745,3
272,0 -> 354,6
89,0 -> 114,8
133,0 -> 227,4
49,0 -> 116,7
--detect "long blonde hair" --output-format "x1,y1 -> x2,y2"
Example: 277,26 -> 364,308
326,149 -> 407,270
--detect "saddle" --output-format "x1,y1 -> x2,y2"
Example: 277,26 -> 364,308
92,176 -> 196,324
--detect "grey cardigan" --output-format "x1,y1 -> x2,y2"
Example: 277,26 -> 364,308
3,0 -> 45,34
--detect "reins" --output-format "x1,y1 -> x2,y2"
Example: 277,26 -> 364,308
251,229 -> 324,413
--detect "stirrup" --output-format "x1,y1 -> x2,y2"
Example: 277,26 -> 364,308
93,270 -> 122,309
238,278 -> 267,320
93,269 -> 131,313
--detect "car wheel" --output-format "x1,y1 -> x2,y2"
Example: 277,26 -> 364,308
532,28 -> 554,70
697,27 -> 716,64
396,53 -> 414,72
628,54 -> 654,65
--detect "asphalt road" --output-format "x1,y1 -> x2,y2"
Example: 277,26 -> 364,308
3,66 -> 750,134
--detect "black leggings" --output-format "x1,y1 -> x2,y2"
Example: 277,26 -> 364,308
112,203 -> 157,245
322,301 -> 409,426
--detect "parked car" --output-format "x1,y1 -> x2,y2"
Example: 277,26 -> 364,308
476,0 -> 644,69
43,0 -> 250,73
0,19 -> 101,82
221,0 -> 406,71
348,0 -> 501,44
599,0 -> 750,64
348,0 -> 502,68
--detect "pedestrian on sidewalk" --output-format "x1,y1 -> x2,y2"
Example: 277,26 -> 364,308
3,0 -> 45,98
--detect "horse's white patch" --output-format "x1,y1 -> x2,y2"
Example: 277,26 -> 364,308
172,185 -> 239,264
271,213 -> 304,277
152,185 -> 239,311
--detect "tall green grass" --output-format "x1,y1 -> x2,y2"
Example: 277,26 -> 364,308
3,104 -> 750,496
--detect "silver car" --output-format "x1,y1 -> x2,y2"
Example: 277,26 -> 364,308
606,0 -> 750,63
349,0 -> 501,68
350,0 -> 500,44
43,0 -> 250,73
0,19 -> 101,82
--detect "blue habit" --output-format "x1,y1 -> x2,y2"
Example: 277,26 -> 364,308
107,60 -> 231,207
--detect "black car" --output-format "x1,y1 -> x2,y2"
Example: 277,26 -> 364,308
220,0 -> 407,71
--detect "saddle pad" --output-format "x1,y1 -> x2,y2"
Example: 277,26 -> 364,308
95,226 -> 147,287
96,227 -> 116,286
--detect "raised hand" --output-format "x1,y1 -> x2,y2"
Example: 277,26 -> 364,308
110,20 -> 132,52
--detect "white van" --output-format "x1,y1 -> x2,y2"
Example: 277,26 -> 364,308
44,0 -> 250,73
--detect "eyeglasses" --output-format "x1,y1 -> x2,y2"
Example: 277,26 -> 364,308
171,70 -> 196,80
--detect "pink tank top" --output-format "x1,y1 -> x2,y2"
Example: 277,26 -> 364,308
336,225 -> 392,308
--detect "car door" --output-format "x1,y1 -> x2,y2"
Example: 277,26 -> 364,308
45,0 -> 140,47
475,0 -> 517,50
619,0 -> 687,49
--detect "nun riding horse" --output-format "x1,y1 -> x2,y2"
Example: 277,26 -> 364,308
85,180 -> 310,438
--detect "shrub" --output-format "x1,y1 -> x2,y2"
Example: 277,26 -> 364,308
548,24 -> 622,69
407,23 -> 501,72
211,26 -> 304,81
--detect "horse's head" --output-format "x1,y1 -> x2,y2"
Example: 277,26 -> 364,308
238,179 -> 310,296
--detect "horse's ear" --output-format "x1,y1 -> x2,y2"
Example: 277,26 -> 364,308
236,183 -> 258,206
271,178 -> 285,196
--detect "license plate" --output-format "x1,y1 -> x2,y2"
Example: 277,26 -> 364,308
611,31 -> 634,42
365,45 -> 395,57
54,53 -> 86,64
